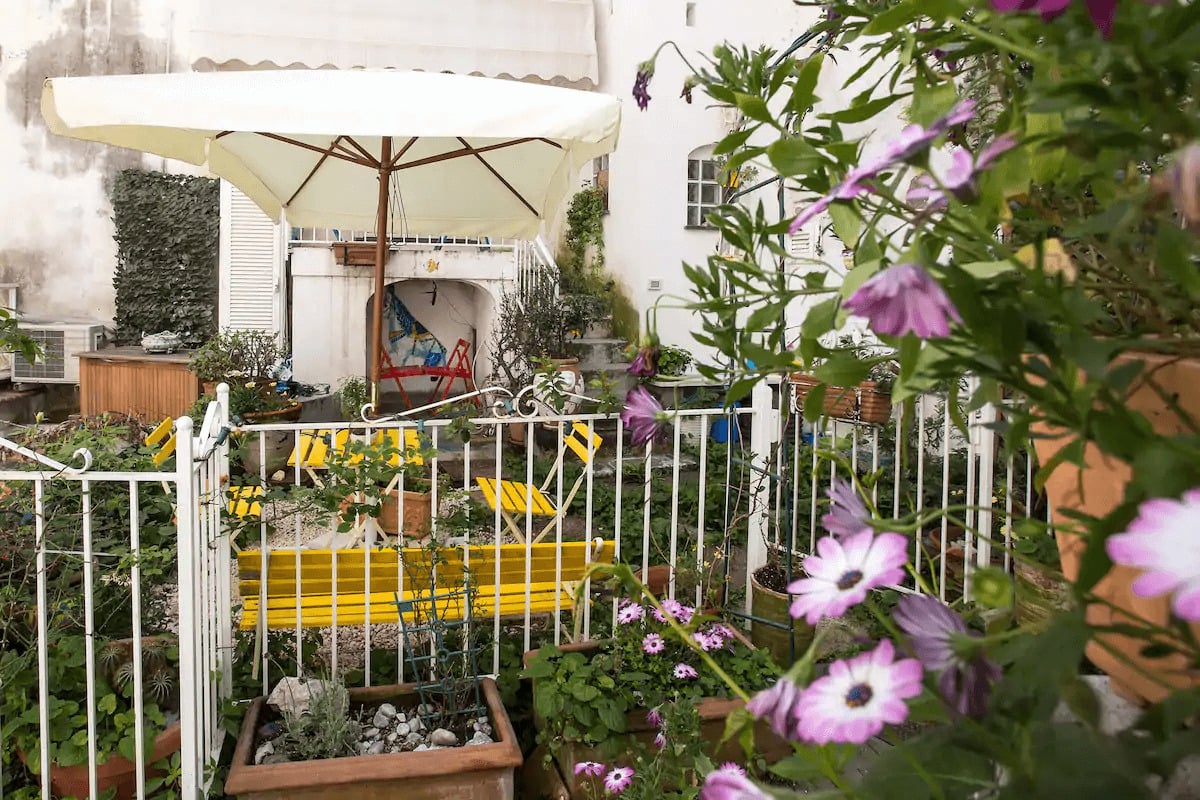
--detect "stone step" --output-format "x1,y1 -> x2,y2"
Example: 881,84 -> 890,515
572,337 -> 629,371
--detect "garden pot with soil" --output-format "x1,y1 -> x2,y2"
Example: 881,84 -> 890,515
1031,351 -> 1200,704
25,725 -> 182,800
1013,561 -> 1073,633
750,563 -> 815,667
224,679 -> 521,800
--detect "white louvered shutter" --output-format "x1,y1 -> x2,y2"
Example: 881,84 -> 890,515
789,226 -> 814,262
219,181 -> 281,332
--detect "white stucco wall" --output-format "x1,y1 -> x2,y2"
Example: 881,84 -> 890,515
594,0 -> 910,363
290,245 -> 506,392
0,0 -> 188,326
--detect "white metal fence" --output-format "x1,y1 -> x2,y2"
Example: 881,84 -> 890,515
0,378 -> 1043,797
0,397 -> 230,800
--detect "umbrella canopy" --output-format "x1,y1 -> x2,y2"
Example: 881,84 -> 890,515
41,69 -> 621,391
41,69 -> 620,238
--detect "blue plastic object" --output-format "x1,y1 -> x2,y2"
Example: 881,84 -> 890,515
710,402 -> 742,443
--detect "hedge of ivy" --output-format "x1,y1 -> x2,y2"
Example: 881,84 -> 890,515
111,169 -> 219,346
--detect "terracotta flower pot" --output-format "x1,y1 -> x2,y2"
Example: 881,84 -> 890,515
857,380 -> 893,425
340,488 -> 433,540
523,636 -> 790,795
20,724 -> 182,800
1031,351 -> 1200,704
225,679 -> 522,800
790,373 -> 858,420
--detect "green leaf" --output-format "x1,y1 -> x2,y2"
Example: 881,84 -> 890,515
98,693 -> 118,715
960,260 -> 1015,279
821,93 -> 908,124
767,138 -> 821,176
909,78 -> 958,128
788,52 -> 824,115
828,202 -> 861,246
596,701 -> 626,733
838,260 -> 882,300
735,93 -> 774,124
862,0 -> 919,35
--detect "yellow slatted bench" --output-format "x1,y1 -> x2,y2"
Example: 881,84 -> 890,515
237,539 -> 614,630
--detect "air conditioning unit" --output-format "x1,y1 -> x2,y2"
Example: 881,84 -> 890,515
12,319 -> 107,384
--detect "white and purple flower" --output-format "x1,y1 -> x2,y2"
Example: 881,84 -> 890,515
620,386 -> 670,447
674,663 -> 699,680
744,676 -> 804,741
789,100 -> 977,234
823,478 -> 872,538
1106,488 -> 1200,622
605,766 -> 635,795
796,639 -> 923,745
617,602 -> 645,625
700,768 -> 772,800
788,530 -> 909,624
907,134 -> 1017,210
843,263 -> 962,340
642,633 -> 666,654
652,598 -> 696,625
893,593 -> 1001,718
575,761 -> 606,777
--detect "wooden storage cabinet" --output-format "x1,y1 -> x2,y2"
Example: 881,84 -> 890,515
79,348 -> 200,421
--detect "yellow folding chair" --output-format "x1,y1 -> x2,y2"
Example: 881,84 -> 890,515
145,417 -> 176,468
228,485 -> 264,519
476,422 -> 602,544
287,429 -> 423,486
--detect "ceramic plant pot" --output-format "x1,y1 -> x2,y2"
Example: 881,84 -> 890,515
1031,351 -> 1200,704
750,569 -> 815,667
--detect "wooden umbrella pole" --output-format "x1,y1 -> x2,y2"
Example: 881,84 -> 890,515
369,136 -> 393,399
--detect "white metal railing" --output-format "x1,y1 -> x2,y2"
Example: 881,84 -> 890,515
514,235 -> 559,308
0,396 -> 230,799
289,227 -> 517,250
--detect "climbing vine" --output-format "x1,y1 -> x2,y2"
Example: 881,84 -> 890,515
110,170 -> 219,346
562,185 -> 606,276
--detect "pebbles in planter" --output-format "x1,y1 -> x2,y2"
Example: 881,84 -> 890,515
351,703 -> 491,753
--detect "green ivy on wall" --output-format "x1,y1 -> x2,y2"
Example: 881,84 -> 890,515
110,169 -> 219,346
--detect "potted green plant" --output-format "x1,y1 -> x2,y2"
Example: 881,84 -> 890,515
336,376 -> 370,422
319,432 -> 439,542
522,590 -> 784,795
3,635 -> 182,800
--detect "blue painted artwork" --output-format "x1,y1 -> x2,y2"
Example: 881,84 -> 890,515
385,286 -> 446,368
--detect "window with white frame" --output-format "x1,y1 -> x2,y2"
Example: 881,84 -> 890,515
686,146 -> 722,227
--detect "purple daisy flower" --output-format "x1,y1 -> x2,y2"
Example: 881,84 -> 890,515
1106,488 -> 1200,621
674,663 -> 699,679
789,100 -> 976,234
654,731 -> 667,749
628,346 -> 660,379
708,623 -> 737,642
744,676 -> 804,741
991,0 -> 1166,38
632,63 -> 654,111
893,594 -> 1001,717
652,598 -> 695,625
700,769 -> 772,800
823,478 -> 872,538
605,766 -> 635,794
575,761 -> 606,777
617,602 -> 645,625
646,707 -> 663,728
642,633 -> 666,654
907,134 -> 1018,210
843,263 -> 962,339
717,763 -> 746,777
693,630 -> 722,651
788,530 -> 909,624
796,639 -> 923,745
620,386 -> 669,446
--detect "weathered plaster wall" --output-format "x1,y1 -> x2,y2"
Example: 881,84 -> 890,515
0,0 -> 176,324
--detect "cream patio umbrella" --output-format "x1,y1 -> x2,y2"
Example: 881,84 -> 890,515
41,69 -> 621,391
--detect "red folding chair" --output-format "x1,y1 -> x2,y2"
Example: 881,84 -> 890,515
426,338 -> 479,404
379,350 -> 424,410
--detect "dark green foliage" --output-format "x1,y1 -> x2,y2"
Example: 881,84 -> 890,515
111,169 -> 219,346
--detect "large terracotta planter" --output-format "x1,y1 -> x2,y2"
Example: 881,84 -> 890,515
224,679 -> 521,800
20,723 -> 182,800
1031,351 -> 1200,704
523,639 -> 790,795
750,570 -> 814,666
791,374 -> 857,420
